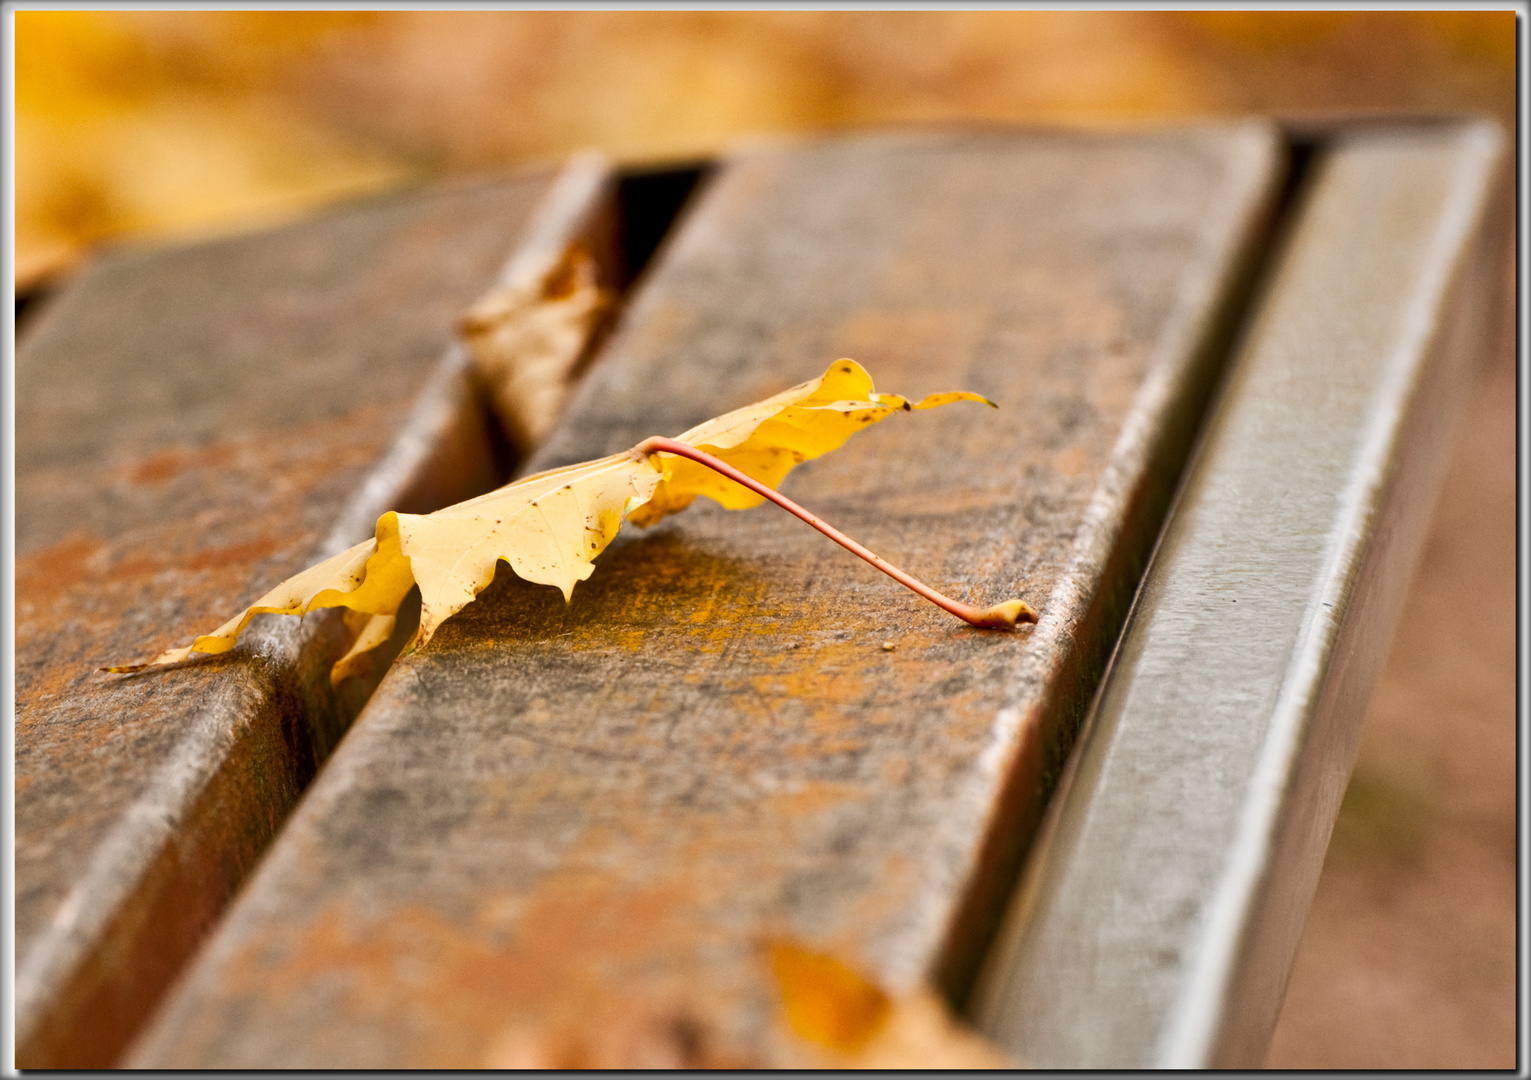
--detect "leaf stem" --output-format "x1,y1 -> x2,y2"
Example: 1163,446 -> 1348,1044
631,436 -> 1036,630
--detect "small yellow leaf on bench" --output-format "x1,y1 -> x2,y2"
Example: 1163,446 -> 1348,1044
768,941 -> 892,1053
766,940 -> 1016,1068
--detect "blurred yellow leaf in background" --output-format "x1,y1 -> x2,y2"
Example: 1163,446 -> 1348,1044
14,11 -> 1513,291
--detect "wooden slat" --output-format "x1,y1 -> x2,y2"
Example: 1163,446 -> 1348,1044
127,126 -> 1282,1068
13,166 -> 608,1067
971,120 -> 1508,1068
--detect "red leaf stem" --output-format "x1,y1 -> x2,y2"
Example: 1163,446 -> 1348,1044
631,436 -> 1036,630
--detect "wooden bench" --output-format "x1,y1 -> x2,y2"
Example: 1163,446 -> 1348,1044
14,120 -> 1505,1068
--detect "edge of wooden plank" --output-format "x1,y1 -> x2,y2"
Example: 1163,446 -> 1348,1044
13,157 -> 617,1068
969,119 -> 1508,1068
934,118 -> 1287,1006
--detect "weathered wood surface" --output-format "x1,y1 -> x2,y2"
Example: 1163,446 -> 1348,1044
14,169 -> 577,1067
128,126 -> 1282,1068
971,121 -> 1509,1068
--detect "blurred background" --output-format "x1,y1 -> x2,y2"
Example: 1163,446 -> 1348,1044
14,10 -> 1516,287
13,10 -> 1518,1069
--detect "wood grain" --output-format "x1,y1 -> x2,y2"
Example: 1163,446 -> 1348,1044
15,170 -> 564,1067
128,126 -> 1281,1068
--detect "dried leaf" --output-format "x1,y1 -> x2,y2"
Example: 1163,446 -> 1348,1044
460,241 -> 612,451
628,357 -> 989,526
108,359 -> 996,679
766,941 -> 1017,1068
768,941 -> 892,1054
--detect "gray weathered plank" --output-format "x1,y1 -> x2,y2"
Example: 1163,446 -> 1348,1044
970,121 -> 1507,1068
127,125 -> 1281,1068
13,164 -> 618,1067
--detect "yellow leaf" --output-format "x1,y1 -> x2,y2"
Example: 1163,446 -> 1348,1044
329,610 -> 398,683
766,940 -> 1017,1068
629,357 -> 994,526
106,359 -> 1001,679
460,240 -> 613,452
768,941 -> 891,1053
